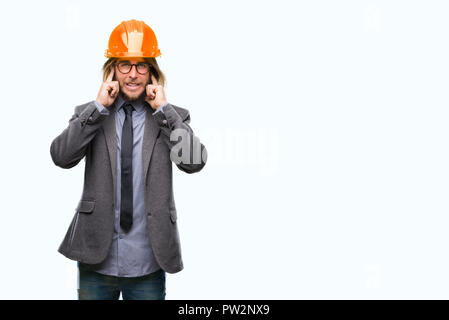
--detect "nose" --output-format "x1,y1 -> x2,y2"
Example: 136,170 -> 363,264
128,65 -> 138,78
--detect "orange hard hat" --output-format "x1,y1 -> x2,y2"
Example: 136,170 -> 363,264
105,19 -> 161,58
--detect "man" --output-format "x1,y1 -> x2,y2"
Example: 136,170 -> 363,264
50,19 -> 207,300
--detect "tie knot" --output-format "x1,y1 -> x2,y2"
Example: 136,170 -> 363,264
123,103 -> 134,116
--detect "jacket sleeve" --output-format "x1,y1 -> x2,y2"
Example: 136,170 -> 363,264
50,101 -> 109,169
153,103 -> 207,174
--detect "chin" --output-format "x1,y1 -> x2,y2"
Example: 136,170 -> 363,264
122,90 -> 145,102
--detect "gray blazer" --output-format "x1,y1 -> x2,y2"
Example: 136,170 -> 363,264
50,101 -> 207,274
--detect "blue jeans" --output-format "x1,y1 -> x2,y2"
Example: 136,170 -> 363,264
77,262 -> 166,300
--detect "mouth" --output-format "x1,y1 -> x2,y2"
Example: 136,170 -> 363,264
124,83 -> 142,91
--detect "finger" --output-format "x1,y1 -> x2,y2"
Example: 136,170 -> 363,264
151,74 -> 158,86
110,83 -> 119,97
146,84 -> 157,94
110,87 -> 117,97
145,86 -> 155,100
150,87 -> 157,98
106,82 -> 117,95
106,66 -> 115,82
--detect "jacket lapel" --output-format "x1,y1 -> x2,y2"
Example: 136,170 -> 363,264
142,105 -> 161,183
103,103 -> 118,198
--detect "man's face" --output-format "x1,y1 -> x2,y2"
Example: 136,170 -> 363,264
114,59 -> 150,102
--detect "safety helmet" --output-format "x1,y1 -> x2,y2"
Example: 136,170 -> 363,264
105,19 -> 161,58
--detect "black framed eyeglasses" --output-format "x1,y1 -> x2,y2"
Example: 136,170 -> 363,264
117,61 -> 150,75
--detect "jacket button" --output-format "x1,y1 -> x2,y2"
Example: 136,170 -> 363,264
162,119 -> 167,125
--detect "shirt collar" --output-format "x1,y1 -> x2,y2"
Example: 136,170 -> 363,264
115,94 -> 146,114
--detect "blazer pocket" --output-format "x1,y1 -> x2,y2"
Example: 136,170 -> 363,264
76,200 -> 95,214
170,209 -> 177,223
